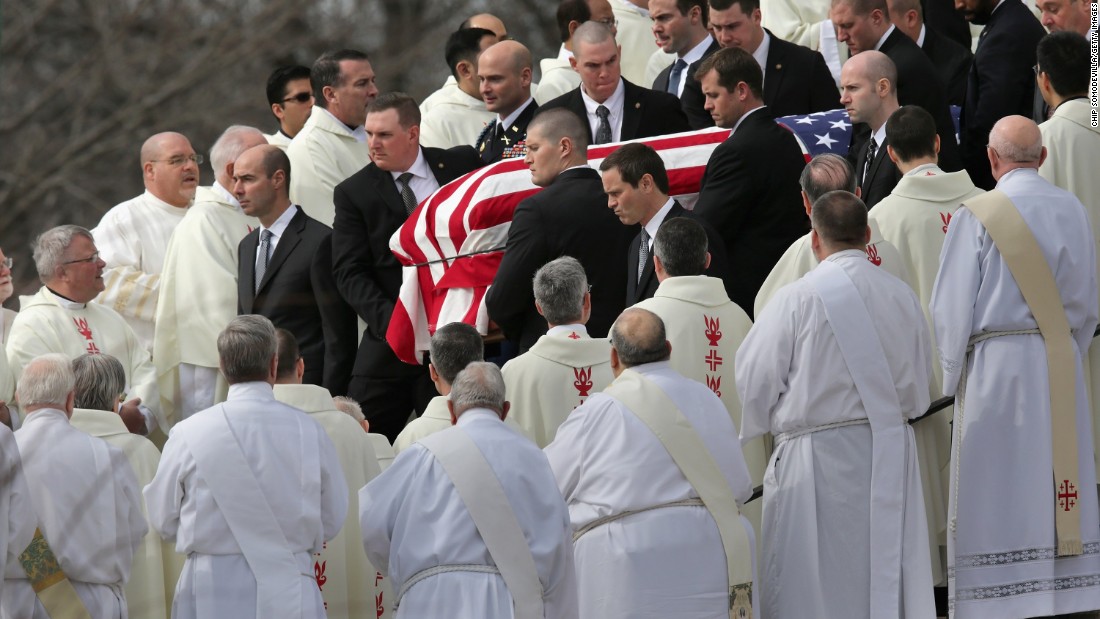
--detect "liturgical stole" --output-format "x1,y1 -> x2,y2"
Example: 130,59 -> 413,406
19,529 -> 92,619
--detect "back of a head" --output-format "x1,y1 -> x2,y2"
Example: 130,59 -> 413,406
367,91 -> 422,129
557,0 -> 592,43
33,225 -> 92,284
679,0 -> 711,27
266,65 -> 311,107
1037,31 -> 1090,97
218,315 -> 278,384
694,46 -> 763,99
533,256 -> 589,326
887,0 -> 921,19
16,353 -> 75,411
530,107 -> 590,152
885,105 -> 937,162
654,218 -> 709,277
333,396 -> 365,422
989,115 -> 1044,164
430,322 -> 485,385
449,361 -> 507,417
72,353 -> 126,412
446,27 -> 496,78
275,328 -> 301,382
598,142 -> 671,194
610,308 -> 670,367
800,153 -> 857,203
811,190 -> 869,247
210,125 -> 266,178
311,49 -> 369,108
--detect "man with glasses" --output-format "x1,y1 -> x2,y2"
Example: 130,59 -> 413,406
264,65 -> 313,150
92,131 -> 201,355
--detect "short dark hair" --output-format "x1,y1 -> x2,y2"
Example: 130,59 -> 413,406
885,105 -> 937,162
429,322 -> 484,384
834,0 -> 889,17
694,46 -> 763,99
530,107 -> 590,150
266,65 -> 311,107
799,153 -> 856,202
275,328 -> 300,380
311,49 -> 369,108
709,0 -> 760,11
557,0 -> 592,43
811,190 -> 868,247
446,27 -> 496,79
654,217 -> 709,276
1037,31 -> 1090,97
674,0 -> 711,26
599,143 -> 670,194
367,91 -> 421,128
258,145 -> 292,188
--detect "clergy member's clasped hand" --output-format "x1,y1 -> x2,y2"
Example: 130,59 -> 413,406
0,400 -> 11,429
119,397 -> 148,435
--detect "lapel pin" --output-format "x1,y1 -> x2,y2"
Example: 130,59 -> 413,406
776,64 -> 782,70
634,102 -> 641,109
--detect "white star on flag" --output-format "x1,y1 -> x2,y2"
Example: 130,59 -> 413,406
830,119 -> 851,129
815,133 -> 838,149
795,117 -> 817,125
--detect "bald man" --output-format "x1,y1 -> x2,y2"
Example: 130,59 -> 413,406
535,0 -> 616,105
840,50 -> 901,208
93,131 -> 201,353
475,40 -> 538,163
931,116 -> 1100,617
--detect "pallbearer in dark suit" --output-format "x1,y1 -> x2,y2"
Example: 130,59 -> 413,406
888,0 -> 973,106
840,51 -> 902,208
235,144 -> 350,389
332,93 -> 483,442
649,0 -> 721,129
474,40 -> 538,163
597,142 -> 731,305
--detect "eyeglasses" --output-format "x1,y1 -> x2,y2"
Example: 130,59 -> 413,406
282,92 -> 313,104
1,257 -> 11,270
150,154 -> 203,167
596,17 -> 618,28
1033,64 -> 1043,77
63,251 -> 99,265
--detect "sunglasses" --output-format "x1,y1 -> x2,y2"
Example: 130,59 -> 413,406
282,92 -> 312,104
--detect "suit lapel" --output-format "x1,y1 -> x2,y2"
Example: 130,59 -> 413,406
626,231 -> 641,302
571,90 -> 594,144
862,138 -> 889,193
653,65 -> 671,93
257,207 -> 303,294
373,167 -> 407,219
621,80 -> 643,142
240,231 -> 258,314
763,33 -> 787,105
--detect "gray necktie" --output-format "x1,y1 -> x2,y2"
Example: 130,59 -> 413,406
863,137 -> 878,186
637,228 -> 650,283
595,105 -> 612,145
255,229 -> 273,293
398,172 -> 417,215
667,59 -> 687,95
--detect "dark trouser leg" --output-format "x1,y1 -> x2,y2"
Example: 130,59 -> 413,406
349,369 -> 435,443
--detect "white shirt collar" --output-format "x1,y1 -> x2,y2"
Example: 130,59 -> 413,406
991,0 -> 1006,15
557,45 -> 574,61
227,381 -> 276,401
871,122 -> 888,147
904,162 -> 942,177
548,324 -> 589,337
730,105 -> 765,134
874,25 -> 896,51
456,407 -> 502,427
643,197 -> 677,241
916,24 -> 927,47
211,181 -> 242,210
824,248 -> 868,263
582,77 -> 626,109
390,147 -> 431,184
499,97 -> 536,128
260,203 -> 297,240
752,30 -> 772,72
316,106 -> 367,143
682,35 -> 714,63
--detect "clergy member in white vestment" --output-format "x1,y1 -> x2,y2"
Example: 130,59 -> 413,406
7,225 -> 161,437
70,354 -> 179,619
630,219 -> 764,533
393,322 -> 485,453
2,354 -> 147,619
755,153 -> 912,316
264,65 -> 314,150
144,315 -> 348,619
0,424 -> 34,606
502,257 -> 613,448
931,116 -> 1100,618
287,50 -> 377,226
761,0 -> 845,81
154,125 -> 265,426
546,308 -> 756,618
93,131 -> 200,353
361,362 -> 578,618
612,0 -> 663,85
738,190 -> 935,619
419,28 -> 497,150
868,106 -> 983,587
0,246 -> 16,414
271,328 -> 389,619
332,396 -> 397,472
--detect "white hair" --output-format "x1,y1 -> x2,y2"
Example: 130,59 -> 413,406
209,125 -> 265,176
332,396 -> 365,422
16,353 -> 75,409
449,361 -> 506,416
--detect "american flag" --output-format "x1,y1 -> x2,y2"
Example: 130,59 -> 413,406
386,109 -> 856,364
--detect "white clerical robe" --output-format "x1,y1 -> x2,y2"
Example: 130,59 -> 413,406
144,382 -> 348,619
931,168 -> 1100,618
535,56 -> 581,105
0,425 -> 34,607
612,0 -> 660,86
759,0 -> 846,81
70,408 -> 180,619
3,408 -> 147,619
501,325 -> 614,448
361,409 -> 578,618
288,106 -> 371,226
644,49 -> 678,90
420,76 -> 459,114
392,395 -> 451,454
0,310 -> 13,407
738,249 -> 934,619
754,221 -> 912,317
546,361 -> 755,619
7,287 -> 163,431
154,184 -> 256,425
273,383 -> 388,619
93,190 -> 188,353
265,130 -> 293,150
419,85 -> 495,150
370,433 -> 396,471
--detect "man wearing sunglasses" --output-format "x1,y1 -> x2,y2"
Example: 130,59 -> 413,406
264,65 -> 314,150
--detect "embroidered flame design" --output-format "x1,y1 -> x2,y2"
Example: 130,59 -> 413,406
574,367 -> 594,397
705,375 -> 722,397
940,212 -> 952,234
865,243 -> 882,266
704,315 -> 722,346
314,561 -> 327,590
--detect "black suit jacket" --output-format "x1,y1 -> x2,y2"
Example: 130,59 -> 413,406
923,0 -> 975,50
692,108 -> 808,317
475,99 -> 539,163
626,202 -> 731,305
485,167 -> 634,352
238,206 -> 345,387
310,234 -> 357,396
922,26 -> 973,107
960,0 -> 1046,189
878,27 -> 963,172
855,135 -> 902,209
653,38 -> 720,129
538,79 -> 690,143
332,146 -> 483,377
760,32 -> 840,118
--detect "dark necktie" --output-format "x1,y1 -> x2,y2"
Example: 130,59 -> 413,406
595,105 -> 612,145
637,228 -> 650,283
254,229 -> 272,293
667,59 -> 687,95
863,137 -> 878,186
398,172 -> 417,215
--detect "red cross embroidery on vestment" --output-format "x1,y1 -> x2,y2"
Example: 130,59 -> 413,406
1060,480 -> 1079,512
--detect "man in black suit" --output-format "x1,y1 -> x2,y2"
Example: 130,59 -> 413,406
830,0 -> 963,172
235,144 -> 351,389
598,142 -> 731,305
693,47 -> 808,317
650,0 -> 721,128
474,40 -> 538,163
889,0 -> 973,105
956,0 -> 1045,188
540,22 -> 690,144
841,51 -> 903,207
707,0 -> 840,117
485,108 -> 634,352
332,92 -> 483,441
